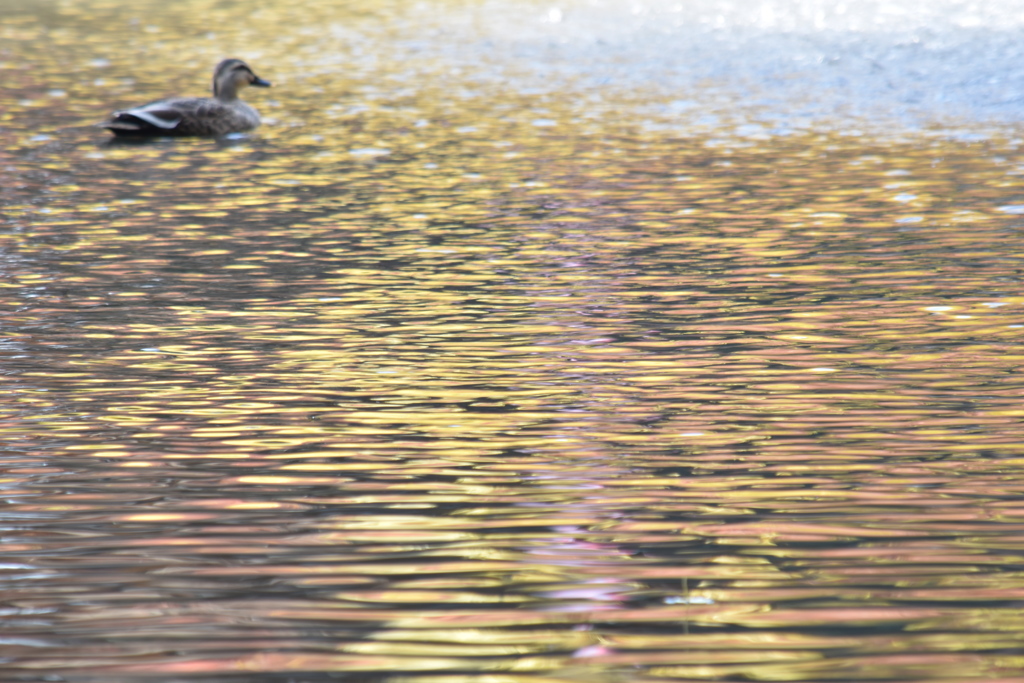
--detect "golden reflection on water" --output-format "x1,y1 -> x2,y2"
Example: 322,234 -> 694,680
4,0 -> 1024,681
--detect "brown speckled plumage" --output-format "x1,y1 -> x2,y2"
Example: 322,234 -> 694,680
102,59 -> 270,137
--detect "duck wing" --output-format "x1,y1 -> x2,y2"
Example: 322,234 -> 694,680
103,98 -> 197,135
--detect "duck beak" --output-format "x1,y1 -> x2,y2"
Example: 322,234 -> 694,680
252,77 -> 271,87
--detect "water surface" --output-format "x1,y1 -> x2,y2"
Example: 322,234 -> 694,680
4,1 -> 1024,681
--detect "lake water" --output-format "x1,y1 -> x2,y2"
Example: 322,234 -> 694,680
4,1 -> 1024,681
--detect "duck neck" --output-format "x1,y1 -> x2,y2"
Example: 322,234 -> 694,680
213,79 -> 239,102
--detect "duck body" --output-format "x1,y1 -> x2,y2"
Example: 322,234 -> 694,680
103,58 -> 270,137
105,96 -> 263,137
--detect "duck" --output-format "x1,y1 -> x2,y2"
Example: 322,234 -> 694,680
102,59 -> 271,137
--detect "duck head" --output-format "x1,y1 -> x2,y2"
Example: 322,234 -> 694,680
212,58 -> 271,101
